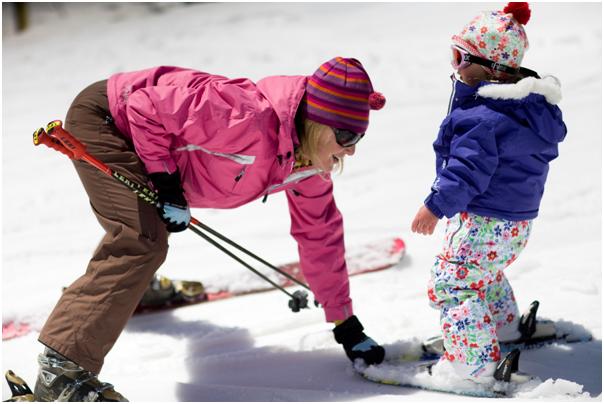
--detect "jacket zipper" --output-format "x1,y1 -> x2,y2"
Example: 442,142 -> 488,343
234,168 -> 245,182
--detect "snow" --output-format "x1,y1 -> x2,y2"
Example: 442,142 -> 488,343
2,2 -> 601,401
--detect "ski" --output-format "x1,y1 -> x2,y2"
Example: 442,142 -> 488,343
137,236 -> 406,313
1,323 -> 31,343
3,236 -> 406,340
356,357 -> 532,398
354,301 -> 594,398
355,348 -> 589,398
419,301 -> 593,361
419,332 -> 592,363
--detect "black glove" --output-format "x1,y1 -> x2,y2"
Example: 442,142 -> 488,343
149,171 -> 191,233
333,315 -> 385,365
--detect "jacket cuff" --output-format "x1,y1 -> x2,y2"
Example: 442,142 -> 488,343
323,302 -> 354,323
144,159 -> 178,175
424,193 -> 445,219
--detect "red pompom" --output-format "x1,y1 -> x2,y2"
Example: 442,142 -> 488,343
503,2 -> 531,25
369,92 -> 386,110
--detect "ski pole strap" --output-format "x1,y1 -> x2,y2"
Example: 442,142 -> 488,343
190,218 -> 311,291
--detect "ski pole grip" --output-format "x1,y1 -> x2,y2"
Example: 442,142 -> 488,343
44,120 -> 112,176
46,120 -> 87,160
33,128 -> 75,159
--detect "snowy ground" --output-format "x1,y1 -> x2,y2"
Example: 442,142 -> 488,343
2,2 -> 602,401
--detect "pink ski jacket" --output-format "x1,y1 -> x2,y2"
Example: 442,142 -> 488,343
107,66 -> 352,321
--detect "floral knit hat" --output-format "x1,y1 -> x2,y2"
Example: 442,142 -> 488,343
452,2 -> 531,76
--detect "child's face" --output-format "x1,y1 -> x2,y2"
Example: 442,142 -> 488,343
458,63 -> 490,87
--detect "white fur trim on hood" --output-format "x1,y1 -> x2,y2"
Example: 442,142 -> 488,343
477,75 -> 562,105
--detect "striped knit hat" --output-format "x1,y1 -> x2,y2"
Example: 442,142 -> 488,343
303,57 -> 385,134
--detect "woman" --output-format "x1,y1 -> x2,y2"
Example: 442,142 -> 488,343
35,57 -> 386,401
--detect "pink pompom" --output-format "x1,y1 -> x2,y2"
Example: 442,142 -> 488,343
504,2 -> 531,25
369,92 -> 386,110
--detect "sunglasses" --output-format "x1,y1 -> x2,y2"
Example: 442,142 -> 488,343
450,45 -> 540,78
333,128 -> 365,148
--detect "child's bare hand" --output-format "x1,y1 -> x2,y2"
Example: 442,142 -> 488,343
411,205 -> 439,235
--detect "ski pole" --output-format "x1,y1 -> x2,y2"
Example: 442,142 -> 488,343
41,120 -> 312,292
34,121 -> 313,311
37,122 -> 157,204
190,218 -> 319,308
190,219 -> 312,292
186,224 -> 309,310
40,121 -> 312,292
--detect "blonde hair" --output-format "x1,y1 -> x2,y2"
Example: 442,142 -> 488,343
296,119 -> 344,174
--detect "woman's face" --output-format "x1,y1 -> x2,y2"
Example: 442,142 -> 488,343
314,125 -> 357,172
458,63 -> 490,87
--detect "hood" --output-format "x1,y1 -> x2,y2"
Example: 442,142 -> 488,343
477,75 -> 563,105
451,75 -> 567,145
256,75 -> 308,155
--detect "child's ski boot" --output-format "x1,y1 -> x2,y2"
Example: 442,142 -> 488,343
422,300 -> 558,357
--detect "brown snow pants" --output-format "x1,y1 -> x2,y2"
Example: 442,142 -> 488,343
38,80 -> 169,374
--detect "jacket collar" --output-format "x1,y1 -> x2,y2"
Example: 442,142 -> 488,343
449,74 -> 563,113
477,75 -> 563,105
448,75 -> 481,112
256,75 -> 308,156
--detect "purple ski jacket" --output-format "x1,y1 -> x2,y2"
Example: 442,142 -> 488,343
425,75 -> 567,221
107,66 -> 352,321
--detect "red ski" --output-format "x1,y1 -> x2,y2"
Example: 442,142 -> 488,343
135,235 -> 406,312
2,236 -> 405,340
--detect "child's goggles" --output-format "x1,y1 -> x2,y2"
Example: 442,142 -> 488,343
333,128 -> 365,148
451,45 -> 475,70
450,45 -> 540,78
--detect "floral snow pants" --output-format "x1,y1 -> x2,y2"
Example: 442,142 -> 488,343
428,212 -> 532,367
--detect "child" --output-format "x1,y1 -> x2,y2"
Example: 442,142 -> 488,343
411,2 -> 567,383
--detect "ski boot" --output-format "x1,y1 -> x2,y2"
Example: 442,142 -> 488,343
4,370 -> 34,402
33,348 -> 127,402
138,275 -> 177,309
422,300 -> 557,357
425,349 -> 534,397
136,274 -> 205,312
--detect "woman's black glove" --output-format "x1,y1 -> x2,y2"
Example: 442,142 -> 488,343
333,315 -> 385,365
148,171 -> 191,233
